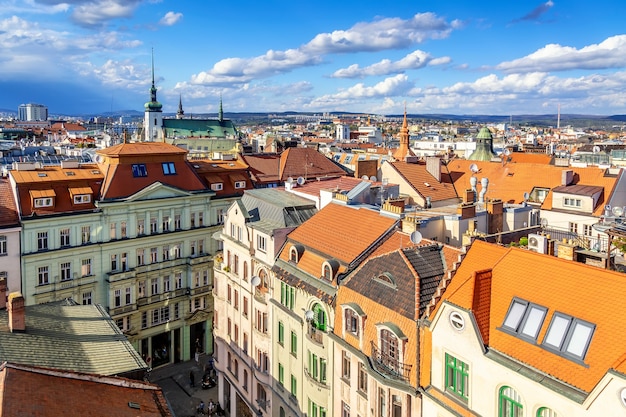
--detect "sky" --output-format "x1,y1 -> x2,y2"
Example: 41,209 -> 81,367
2,0 -> 626,117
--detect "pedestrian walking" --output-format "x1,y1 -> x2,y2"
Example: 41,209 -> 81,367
189,370 -> 195,387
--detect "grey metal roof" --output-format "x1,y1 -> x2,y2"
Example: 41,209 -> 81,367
346,180 -> 371,200
241,188 -> 317,229
0,300 -> 147,376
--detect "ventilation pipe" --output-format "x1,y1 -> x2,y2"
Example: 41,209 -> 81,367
479,177 -> 489,203
470,176 -> 478,195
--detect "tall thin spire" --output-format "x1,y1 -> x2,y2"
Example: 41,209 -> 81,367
392,103 -> 414,161
218,94 -> 224,122
177,94 -> 184,119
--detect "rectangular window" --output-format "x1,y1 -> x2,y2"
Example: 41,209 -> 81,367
163,275 -> 171,292
281,282 -> 295,309
150,247 -> 158,263
278,363 -> 284,386
73,194 -> 91,204
345,308 -> 359,335
162,216 -> 170,232
120,221 -> 127,238
60,262 -> 71,281
320,358 -> 327,384
543,312 -> 595,360
174,214 -> 181,230
34,197 -> 53,208
81,259 -> 92,276
37,231 -> 48,250
243,296 -> 249,317
211,183 -> 223,191
138,280 -> 146,297
82,291 -> 92,305
569,222 -> 578,234
111,254 -> 118,271
257,235 -> 267,253
125,287 -> 131,304
583,224 -> 593,237
81,225 -> 91,244
198,212 -> 204,226
358,362 -> 368,393
445,353 -> 469,401
0,236 -> 6,255
501,298 -> 547,341
121,253 -> 128,271
137,248 -> 145,266
109,222 -> 116,239
290,375 -> 297,396
342,402 -> 350,417
137,219 -> 145,235
234,289 -> 239,310
150,217 -> 157,233
342,350 -> 351,380
563,197 -> 582,207
278,321 -> 284,345
162,245 -> 170,261
290,331 -> 297,356
217,208 -> 225,224
235,180 -> 246,189
131,164 -> 147,177
60,228 -> 70,246
151,278 -> 159,295
162,162 -> 176,175
114,289 -> 121,307
175,273 -> 182,289
38,266 -> 49,285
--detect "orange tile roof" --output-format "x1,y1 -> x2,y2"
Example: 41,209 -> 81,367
98,142 -> 187,157
289,175 -> 387,198
440,240 -> 626,393
283,202 -> 398,263
447,160 -> 620,215
240,153 -> 281,184
507,152 -> 553,164
0,178 -> 19,227
0,362 -> 172,416
390,161 -> 459,202
191,159 -> 253,198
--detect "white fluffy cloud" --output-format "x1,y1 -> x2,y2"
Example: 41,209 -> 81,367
497,35 -> 626,73
71,0 -> 142,27
331,50 -> 451,78
159,11 -> 182,26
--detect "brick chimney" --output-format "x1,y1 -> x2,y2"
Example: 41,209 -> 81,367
486,199 -> 504,234
426,157 -> 442,182
0,277 -> 6,310
8,292 -> 25,332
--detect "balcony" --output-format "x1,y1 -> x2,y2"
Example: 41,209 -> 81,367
107,269 -> 136,282
370,341 -> 412,383
307,326 -> 324,346
191,284 -> 212,296
109,304 -> 137,317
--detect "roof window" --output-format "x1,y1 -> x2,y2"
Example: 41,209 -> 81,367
542,313 -> 595,361
501,298 -> 547,341
132,164 -> 147,177
162,162 -> 176,175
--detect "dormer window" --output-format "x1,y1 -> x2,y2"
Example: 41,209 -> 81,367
563,197 -> 582,208
321,259 -> 339,281
34,197 -> 53,208
162,162 -> 176,175
235,181 -> 246,189
70,187 -> 92,205
73,194 -> 91,204
131,164 -> 147,177
289,245 -> 304,263
211,183 -> 223,191
342,303 -> 365,337
30,189 -> 56,208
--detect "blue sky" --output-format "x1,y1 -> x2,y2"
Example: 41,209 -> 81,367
2,0 -> 626,116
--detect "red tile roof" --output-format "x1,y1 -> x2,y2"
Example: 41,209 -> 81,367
279,147 -> 347,181
192,159 -> 253,197
240,154 -> 281,184
389,161 -> 459,202
0,362 -> 172,416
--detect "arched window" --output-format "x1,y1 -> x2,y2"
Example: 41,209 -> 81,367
289,244 -> 304,262
499,386 -> 523,417
258,269 -> 268,292
322,264 -> 332,280
280,407 -> 285,417
537,407 -> 557,417
312,303 -> 326,331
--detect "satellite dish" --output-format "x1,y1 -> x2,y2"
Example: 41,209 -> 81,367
369,175 -> 377,181
304,310 -> 314,321
287,177 -> 294,184
613,206 -> 624,217
410,231 -> 422,244
541,218 -> 548,228
361,175 -> 369,180
469,163 -> 479,173
592,145 -> 601,153
251,276 -> 261,287
296,176 -> 306,186
605,204 -> 612,212
523,192 -> 529,201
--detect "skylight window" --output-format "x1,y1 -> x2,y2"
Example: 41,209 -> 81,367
131,164 -> 148,177
501,298 -> 547,341
542,313 -> 595,361
162,162 -> 176,175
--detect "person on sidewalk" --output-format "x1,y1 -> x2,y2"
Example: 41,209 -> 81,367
197,400 -> 206,415
189,370 -> 195,387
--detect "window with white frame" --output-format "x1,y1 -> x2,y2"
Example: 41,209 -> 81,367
563,197 -> 581,208
162,245 -> 170,261
162,162 -> 176,175
137,248 -> 145,265
60,262 -> 71,281
111,254 -> 118,271
73,194 -> 91,204
37,231 -> 48,251
162,216 -> 170,232
211,182 -> 223,191
174,214 -> 181,230
217,208 -> 225,224
175,272 -> 182,289
150,247 -> 158,263
257,235 -> 267,253
120,221 -> 127,238
345,307 -> 360,335
163,275 -> 171,292
0,236 -> 6,256
81,225 -> 91,244
114,289 -> 122,307
235,180 -> 246,189
137,219 -> 145,235
34,197 -> 53,208
82,291 -> 92,305
38,266 -> 49,285
60,228 -> 70,246
150,217 -> 157,233
81,259 -> 92,276
125,287 -> 131,304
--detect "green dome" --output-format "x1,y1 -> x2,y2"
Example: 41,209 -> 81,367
468,126 -> 497,161
145,101 -> 163,111
476,127 -> 493,140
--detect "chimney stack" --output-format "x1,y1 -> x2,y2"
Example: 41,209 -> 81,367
8,292 -> 25,332
426,157 -> 442,182
0,277 -> 6,309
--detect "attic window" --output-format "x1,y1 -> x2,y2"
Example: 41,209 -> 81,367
65,171 -> 75,176
162,162 -> 176,175
211,183 -> 223,191
542,312 -> 595,361
374,272 -> 397,288
131,164 -> 147,177
235,181 -> 246,189
34,198 -> 53,208
128,402 -> 141,410
38,172 -> 47,177
91,170 -> 100,175
501,298 -> 547,341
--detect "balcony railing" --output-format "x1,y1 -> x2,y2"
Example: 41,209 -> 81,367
307,326 -> 324,345
370,341 -> 412,383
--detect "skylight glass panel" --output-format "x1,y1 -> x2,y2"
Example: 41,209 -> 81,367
565,321 -> 594,358
544,314 -> 571,349
502,300 -> 526,331
520,306 -> 546,339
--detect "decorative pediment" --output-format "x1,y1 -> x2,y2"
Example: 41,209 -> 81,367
125,182 -> 193,201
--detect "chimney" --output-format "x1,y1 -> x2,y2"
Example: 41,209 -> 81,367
463,188 -> 476,204
457,202 -> 476,219
0,277 -> 6,309
486,199 -> 504,234
561,170 -> 574,186
426,157 -> 442,182
8,292 -> 25,332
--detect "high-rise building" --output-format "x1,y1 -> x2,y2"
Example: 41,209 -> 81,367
18,103 -> 48,121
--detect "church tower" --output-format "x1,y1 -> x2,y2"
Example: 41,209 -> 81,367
144,49 -> 163,142
392,106 -> 415,161
176,95 -> 184,119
